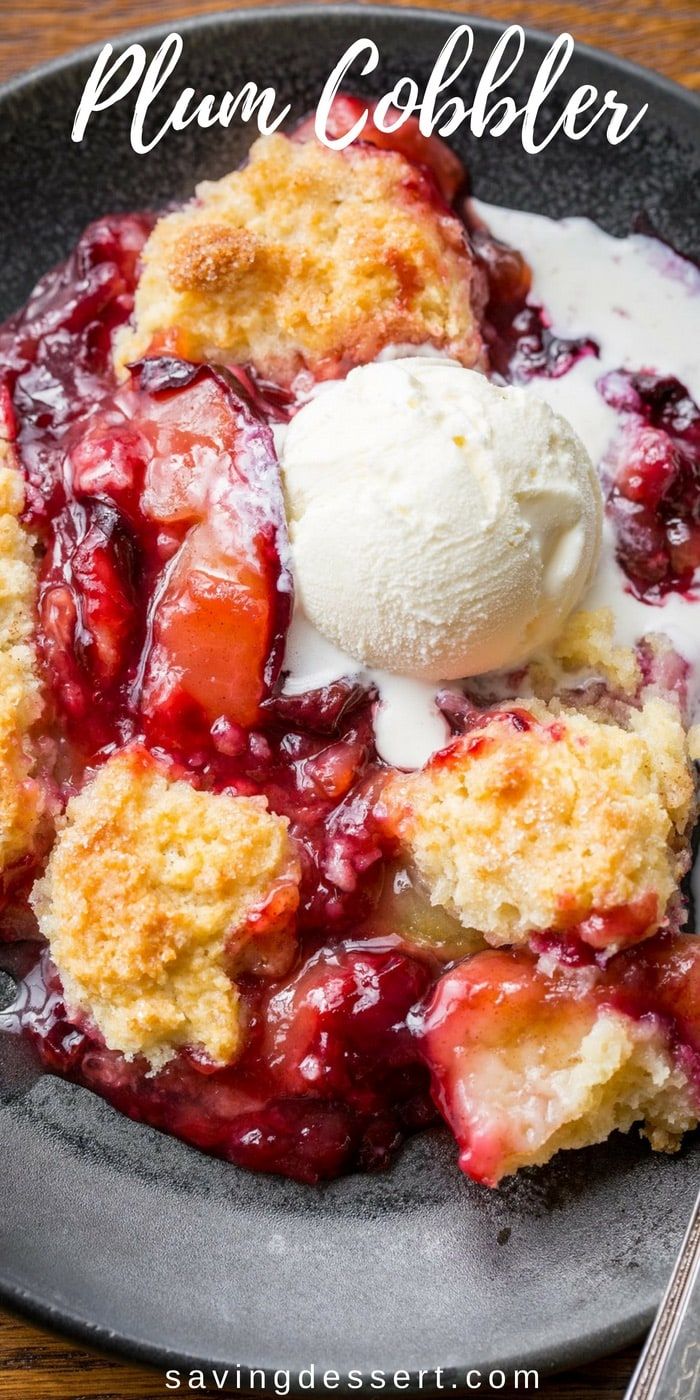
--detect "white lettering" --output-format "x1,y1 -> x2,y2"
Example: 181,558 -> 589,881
420,24 -> 474,136
71,27 -> 648,157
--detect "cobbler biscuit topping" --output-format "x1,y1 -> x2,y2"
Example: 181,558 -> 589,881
116,132 -> 485,382
32,749 -> 300,1067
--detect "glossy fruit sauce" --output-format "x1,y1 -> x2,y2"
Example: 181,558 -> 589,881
0,113 -> 697,1183
600,370 -> 700,599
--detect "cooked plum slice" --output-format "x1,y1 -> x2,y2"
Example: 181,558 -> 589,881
417,944 -> 699,1186
38,360 -> 292,741
600,371 -> 700,598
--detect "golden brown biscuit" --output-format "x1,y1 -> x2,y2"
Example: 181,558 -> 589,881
116,133 -> 484,382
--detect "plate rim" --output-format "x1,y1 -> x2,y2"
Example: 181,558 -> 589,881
0,3 -> 698,1384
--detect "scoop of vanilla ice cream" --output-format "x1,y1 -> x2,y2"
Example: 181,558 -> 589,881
281,359 -> 603,681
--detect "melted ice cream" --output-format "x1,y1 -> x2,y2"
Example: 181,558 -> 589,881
283,204 -> 700,770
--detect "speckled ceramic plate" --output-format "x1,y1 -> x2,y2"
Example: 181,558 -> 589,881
1,7 -> 699,1389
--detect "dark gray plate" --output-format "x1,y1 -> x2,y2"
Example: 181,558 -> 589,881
1,7 -> 699,1388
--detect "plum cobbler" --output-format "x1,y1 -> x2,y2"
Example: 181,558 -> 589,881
1,97 -> 699,1186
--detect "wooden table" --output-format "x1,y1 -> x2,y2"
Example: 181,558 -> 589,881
0,1 -> 697,1395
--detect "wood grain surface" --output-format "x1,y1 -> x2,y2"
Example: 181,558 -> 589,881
0,0 -> 698,1396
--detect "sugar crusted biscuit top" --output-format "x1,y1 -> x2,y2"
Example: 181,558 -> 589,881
0,446 -> 46,873
382,698 -> 694,948
32,750 -> 301,1068
116,134 -> 484,383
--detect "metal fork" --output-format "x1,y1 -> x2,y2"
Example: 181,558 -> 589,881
624,1189 -> 700,1400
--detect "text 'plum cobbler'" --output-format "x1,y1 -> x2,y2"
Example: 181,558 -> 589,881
0,97 -> 699,1186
